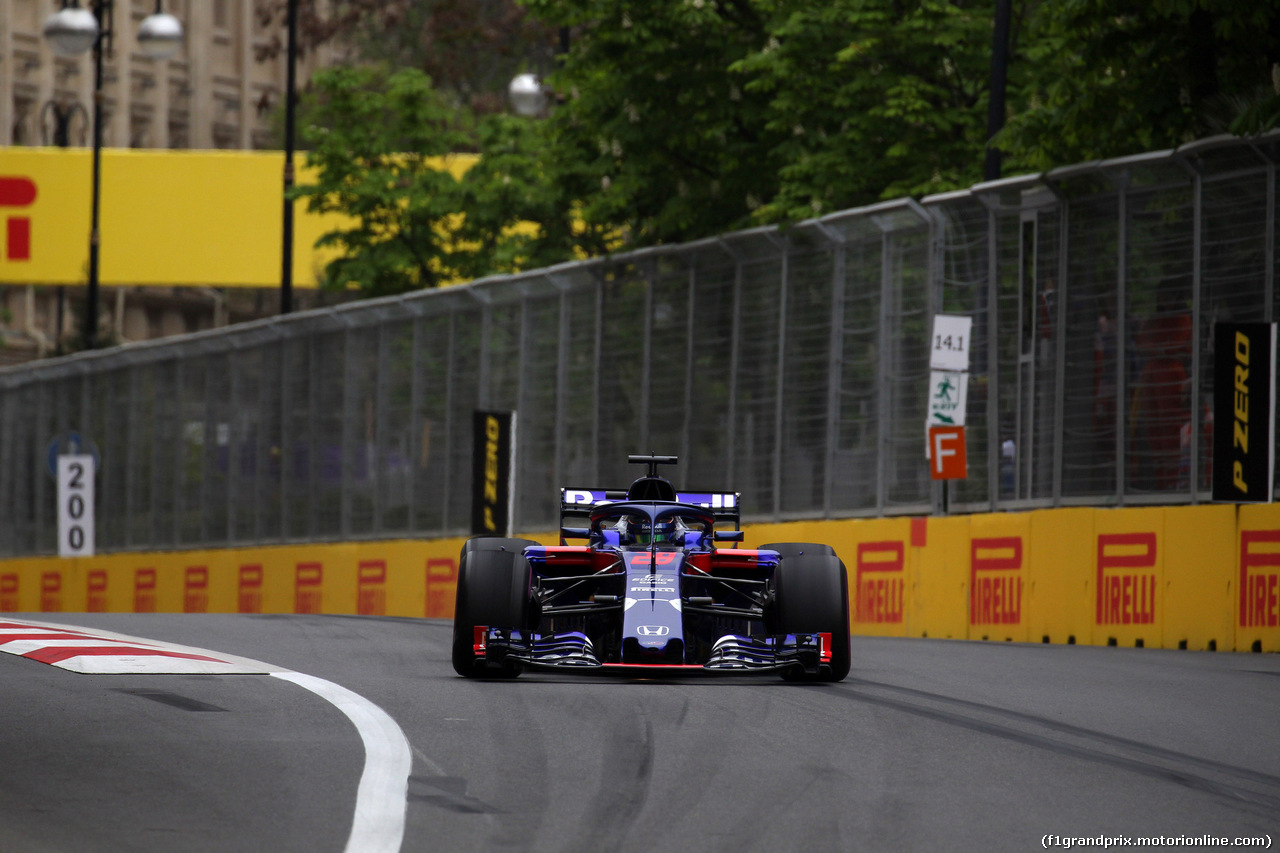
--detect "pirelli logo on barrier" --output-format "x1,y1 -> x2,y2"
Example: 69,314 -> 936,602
184,566 -> 209,614
296,563 -> 323,614
970,537 -> 1023,625
40,572 -> 61,612
134,568 -> 157,613
1240,530 -> 1280,628
0,574 -> 17,611
855,541 -> 904,623
358,560 -> 387,616
1096,533 -> 1157,625
87,569 -> 108,612
426,557 -> 457,618
238,565 -> 263,614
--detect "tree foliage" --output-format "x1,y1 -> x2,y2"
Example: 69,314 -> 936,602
729,0 -> 1010,217
998,0 -> 1280,169
254,0 -> 556,113
296,66 -> 474,294
290,0 -> 1280,296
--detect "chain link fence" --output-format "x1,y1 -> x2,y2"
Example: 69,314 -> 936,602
2,134 -> 1278,556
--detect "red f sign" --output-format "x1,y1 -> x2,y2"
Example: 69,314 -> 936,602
929,426 -> 967,480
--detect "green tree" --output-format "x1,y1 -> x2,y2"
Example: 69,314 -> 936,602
520,0 -> 789,245
453,113 -> 611,278
296,66 -> 474,294
731,0 -> 1016,219
521,0 -> 1020,245
998,1 -> 1280,170
254,0 -> 556,113
294,1 -> 1280,296
297,67 -> 591,291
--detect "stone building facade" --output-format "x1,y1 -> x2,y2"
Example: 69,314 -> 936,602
0,0 -> 347,363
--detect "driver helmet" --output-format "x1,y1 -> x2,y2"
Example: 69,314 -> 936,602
634,516 -> 677,546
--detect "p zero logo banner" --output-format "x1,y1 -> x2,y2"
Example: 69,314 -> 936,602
296,563 -> 323,614
0,176 -> 36,262
238,564 -> 263,614
358,560 -> 387,616
970,537 -> 1023,625
1240,530 -> 1280,628
1096,533 -> 1157,625
1213,322 -> 1276,503
472,410 -> 516,537
855,541 -> 904,623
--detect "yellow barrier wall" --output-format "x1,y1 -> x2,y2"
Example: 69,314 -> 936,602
0,537 -> 473,618
1164,505 -> 1236,651
911,516 -> 971,641
1092,507 -> 1164,649
968,511 -> 1031,644
1237,503 -> 1280,653
1027,509 -> 1096,646
0,505 -> 1274,652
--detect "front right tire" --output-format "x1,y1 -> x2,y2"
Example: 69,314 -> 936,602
767,543 -> 851,682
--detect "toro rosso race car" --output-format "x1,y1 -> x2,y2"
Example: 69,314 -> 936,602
452,455 -> 850,681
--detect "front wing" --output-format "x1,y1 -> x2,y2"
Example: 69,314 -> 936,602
469,626 -> 835,677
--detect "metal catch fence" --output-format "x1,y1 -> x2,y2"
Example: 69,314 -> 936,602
1,133 -> 1277,556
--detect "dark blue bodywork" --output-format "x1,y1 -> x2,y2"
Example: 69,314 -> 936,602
473,494 -> 832,676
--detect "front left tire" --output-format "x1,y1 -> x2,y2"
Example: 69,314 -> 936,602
451,539 -> 536,678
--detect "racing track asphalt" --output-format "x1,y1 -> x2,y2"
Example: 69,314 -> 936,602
1,613 -> 1277,852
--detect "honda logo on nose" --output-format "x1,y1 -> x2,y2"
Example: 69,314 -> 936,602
636,625 -> 669,636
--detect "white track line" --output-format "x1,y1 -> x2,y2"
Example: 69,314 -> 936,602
272,671 -> 411,853
3,618 -> 411,853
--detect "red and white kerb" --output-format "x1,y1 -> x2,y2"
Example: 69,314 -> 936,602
0,619 -> 275,675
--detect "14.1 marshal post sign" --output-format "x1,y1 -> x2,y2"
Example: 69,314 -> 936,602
927,314 -> 973,481
472,410 -> 517,536
1213,322 -> 1276,503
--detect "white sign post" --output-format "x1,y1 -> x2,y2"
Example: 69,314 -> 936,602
929,314 -> 973,372
927,370 -> 968,428
57,454 -> 95,558
926,316 -> 973,504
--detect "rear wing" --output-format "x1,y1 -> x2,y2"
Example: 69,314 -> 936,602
559,487 -> 742,531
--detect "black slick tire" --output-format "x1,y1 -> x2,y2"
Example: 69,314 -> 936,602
771,546 -> 851,682
452,538 -> 537,678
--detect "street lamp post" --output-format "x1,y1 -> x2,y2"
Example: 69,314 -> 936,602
508,73 -> 549,118
40,97 -> 89,354
281,0 -> 299,316
985,0 -> 1012,182
43,1 -> 182,350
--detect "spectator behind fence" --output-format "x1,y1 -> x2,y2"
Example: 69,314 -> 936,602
1129,278 -> 1192,491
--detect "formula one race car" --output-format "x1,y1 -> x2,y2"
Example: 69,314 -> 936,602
451,455 -> 850,681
